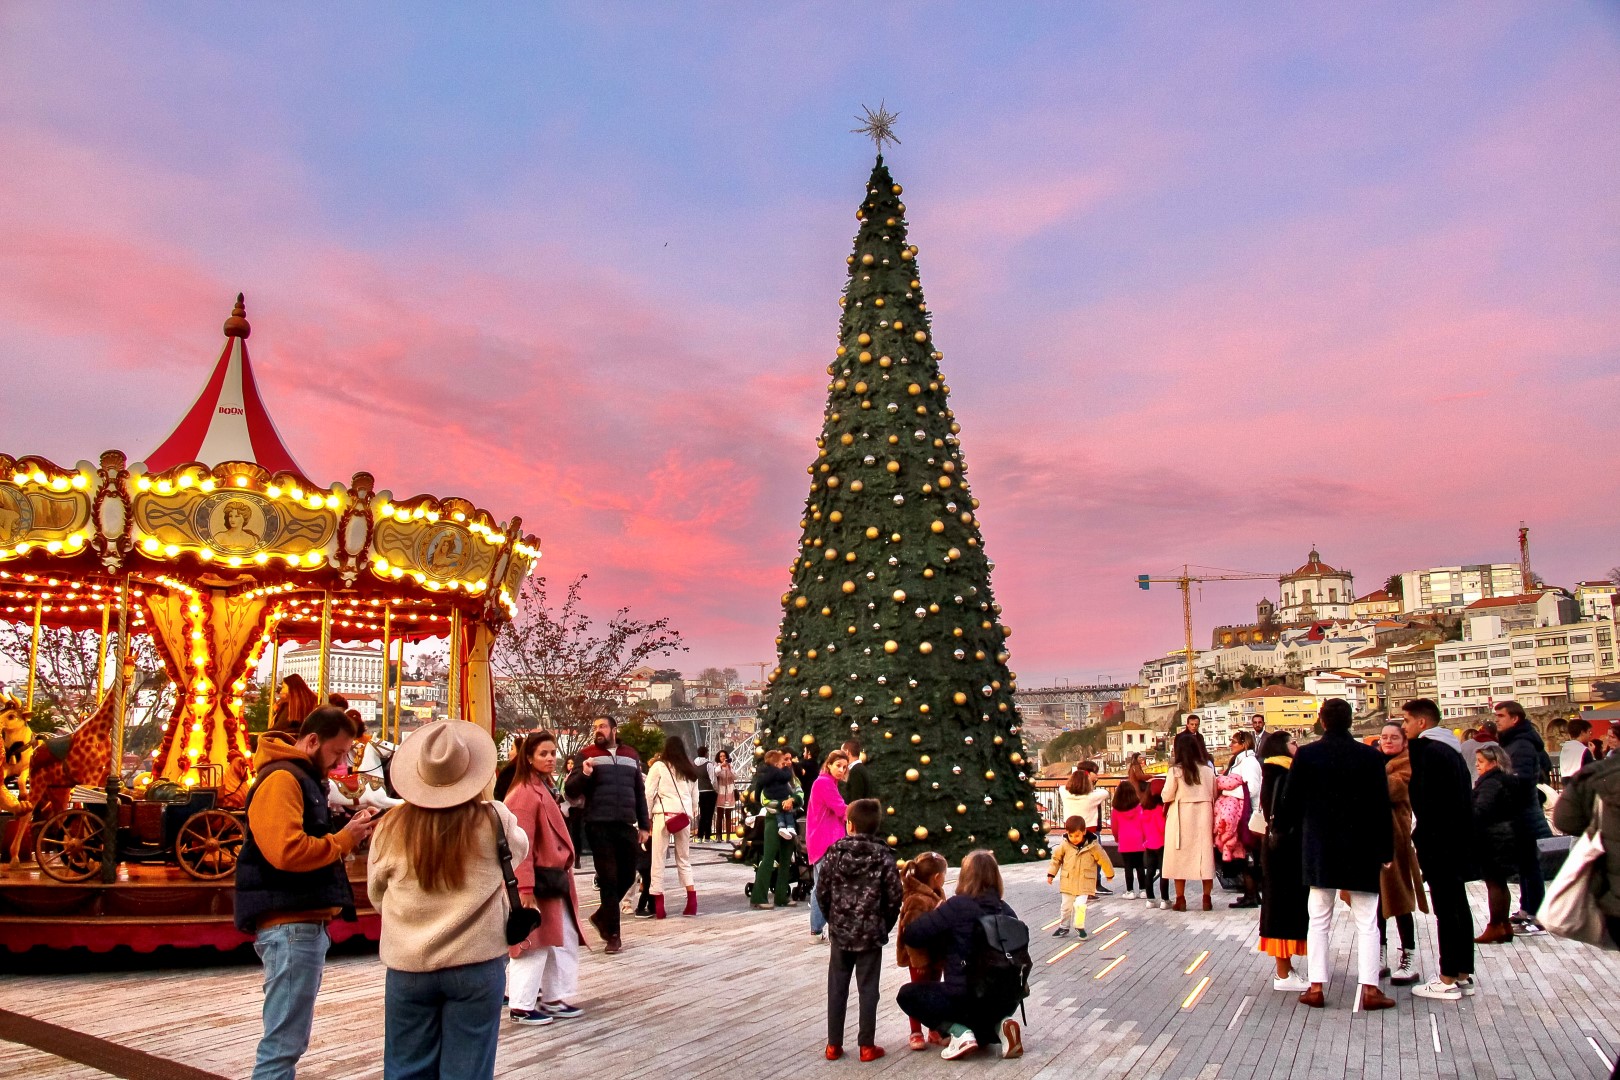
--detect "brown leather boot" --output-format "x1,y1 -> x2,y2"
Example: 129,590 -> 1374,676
1360,985 -> 1396,1011
1299,985 -> 1325,1008
1474,921 -> 1514,945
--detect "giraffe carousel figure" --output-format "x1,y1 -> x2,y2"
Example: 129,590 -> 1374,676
0,296 -> 538,922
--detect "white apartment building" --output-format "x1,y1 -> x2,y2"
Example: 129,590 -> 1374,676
1397,564 -> 1523,614
1576,581 -> 1618,623
1279,633 -> 1371,674
1182,701 -> 1241,747
1507,620 -> 1619,708
1303,671 -> 1377,714
1462,591 -> 1575,641
1140,653 -> 1190,708
1199,642 -> 1281,679
279,643 -> 386,724
1434,640 -> 1516,720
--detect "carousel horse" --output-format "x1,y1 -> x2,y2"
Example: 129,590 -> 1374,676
1,695 -> 37,818
6,687 -> 123,861
327,737 -> 403,814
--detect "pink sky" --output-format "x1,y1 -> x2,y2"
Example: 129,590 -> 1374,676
2,4 -> 1617,684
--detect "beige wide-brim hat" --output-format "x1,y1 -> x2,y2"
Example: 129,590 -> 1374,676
390,720 -> 497,809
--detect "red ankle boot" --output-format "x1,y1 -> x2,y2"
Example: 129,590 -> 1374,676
683,889 -> 697,916
654,894 -> 666,919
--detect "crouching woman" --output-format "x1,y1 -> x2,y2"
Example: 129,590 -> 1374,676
896,849 -> 1025,1062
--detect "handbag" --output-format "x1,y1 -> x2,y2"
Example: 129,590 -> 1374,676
488,805 -> 543,946
656,763 -> 692,834
1537,794 -> 1613,950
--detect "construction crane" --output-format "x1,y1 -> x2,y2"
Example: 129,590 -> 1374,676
1136,565 -> 1279,710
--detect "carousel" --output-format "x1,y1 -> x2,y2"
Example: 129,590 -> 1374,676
0,295 -> 539,952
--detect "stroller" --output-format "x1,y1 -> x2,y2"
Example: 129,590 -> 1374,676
736,790 -> 813,902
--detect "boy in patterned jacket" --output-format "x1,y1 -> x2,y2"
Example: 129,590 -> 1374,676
815,798 -> 903,1062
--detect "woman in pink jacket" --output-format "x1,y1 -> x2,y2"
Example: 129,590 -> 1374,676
1111,779 -> 1148,899
805,749 -> 852,942
502,731 -> 588,1026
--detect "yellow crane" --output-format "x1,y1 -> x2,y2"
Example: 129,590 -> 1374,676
1136,565 -> 1279,709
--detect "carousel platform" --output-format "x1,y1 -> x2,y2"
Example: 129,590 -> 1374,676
0,859 -> 378,954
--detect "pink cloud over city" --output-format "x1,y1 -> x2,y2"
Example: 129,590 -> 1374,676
2,3 -> 1616,683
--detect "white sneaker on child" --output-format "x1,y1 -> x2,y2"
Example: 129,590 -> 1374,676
778,827 -> 796,840
940,1031 -> 979,1060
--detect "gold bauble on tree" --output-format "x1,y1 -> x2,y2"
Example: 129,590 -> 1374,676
818,685 -> 833,699
884,640 -> 899,654
905,768 -> 920,781
914,826 -> 929,840
803,733 -> 817,745
1007,829 -> 1021,842
910,733 -> 922,744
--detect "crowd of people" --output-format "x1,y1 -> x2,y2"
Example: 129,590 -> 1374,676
230,690 -> 1617,1079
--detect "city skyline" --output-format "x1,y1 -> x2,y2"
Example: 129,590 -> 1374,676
2,4 -> 1616,683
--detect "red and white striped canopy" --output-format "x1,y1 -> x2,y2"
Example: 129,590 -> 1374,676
143,295 -> 303,476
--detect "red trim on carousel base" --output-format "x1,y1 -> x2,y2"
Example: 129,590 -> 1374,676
0,912 -> 379,953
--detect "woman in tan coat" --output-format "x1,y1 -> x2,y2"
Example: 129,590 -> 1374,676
1162,731 -> 1217,911
503,731 -> 588,1025
1377,722 -> 1426,985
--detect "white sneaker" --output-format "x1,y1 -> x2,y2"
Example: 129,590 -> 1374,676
940,1031 -> 979,1060
1455,975 -> 1477,997
1410,978 -> 1462,1002
778,827 -> 796,840
1145,897 -> 1157,910
1390,948 -> 1420,985
1159,899 -> 1171,910
1273,972 -> 1310,992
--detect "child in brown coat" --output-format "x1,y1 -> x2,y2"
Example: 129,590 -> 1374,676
1047,816 -> 1114,938
895,851 -> 948,1052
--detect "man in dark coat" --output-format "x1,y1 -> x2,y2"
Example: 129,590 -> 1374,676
1492,701 -> 1550,934
563,715 -> 650,955
841,739 -> 875,802
1401,698 -> 1478,1001
1277,698 -> 1395,1010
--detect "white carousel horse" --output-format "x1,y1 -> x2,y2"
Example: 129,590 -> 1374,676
327,738 -> 404,814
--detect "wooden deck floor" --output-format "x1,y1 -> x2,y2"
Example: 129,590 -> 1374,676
2,849 -> 1617,1079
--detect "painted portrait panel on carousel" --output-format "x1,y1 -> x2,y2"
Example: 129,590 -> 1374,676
195,492 -> 283,555
0,485 -> 31,547
418,525 -> 469,579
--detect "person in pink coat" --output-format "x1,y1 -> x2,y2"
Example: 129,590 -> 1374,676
806,749 -> 852,942
1111,779 -> 1148,898
502,730 -> 588,1026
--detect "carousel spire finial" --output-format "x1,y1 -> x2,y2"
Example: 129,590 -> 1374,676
223,292 -> 251,339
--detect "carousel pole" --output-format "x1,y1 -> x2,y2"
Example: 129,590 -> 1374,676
96,601 -> 111,703
24,595 -> 43,716
381,605 -> 393,739
102,576 -> 132,884
393,634 -> 405,741
317,591 -> 333,701
447,609 -> 463,722
268,625 -> 280,704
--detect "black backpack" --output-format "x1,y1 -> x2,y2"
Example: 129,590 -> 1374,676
971,911 -> 1034,1025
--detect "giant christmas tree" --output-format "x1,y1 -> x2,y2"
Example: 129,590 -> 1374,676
752,120 -> 1043,864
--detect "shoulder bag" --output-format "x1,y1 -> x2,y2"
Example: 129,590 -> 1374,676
1538,794 -> 1613,950
488,804 -> 543,946
654,763 -> 692,834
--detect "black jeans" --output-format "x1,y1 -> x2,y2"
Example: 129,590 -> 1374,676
585,821 -> 640,939
1121,852 -> 1146,892
1513,810 -> 1547,915
827,946 -> 882,1047
897,982 -> 1013,1047
1378,910 -> 1415,951
1144,848 -> 1168,900
698,790 -> 717,840
1427,875 -> 1474,978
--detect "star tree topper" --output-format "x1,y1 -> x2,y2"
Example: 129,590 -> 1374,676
852,102 -> 901,154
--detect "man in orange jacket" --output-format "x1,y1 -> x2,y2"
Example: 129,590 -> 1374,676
236,706 -> 378,1080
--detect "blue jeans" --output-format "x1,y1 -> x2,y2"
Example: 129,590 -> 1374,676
385,956 -> 506,1080
253,922 -> 330,1080
809,860 -> 828,935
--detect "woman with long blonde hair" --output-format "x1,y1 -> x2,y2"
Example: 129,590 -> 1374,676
369,721 -> 529,1080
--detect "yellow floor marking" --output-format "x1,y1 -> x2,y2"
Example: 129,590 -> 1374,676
1185,949 -> 1210,975
1097,930 -> 1128,951
1182,975 -> 1212,1009
1094,955 -> 1126,979
1045,941 -> 1082,965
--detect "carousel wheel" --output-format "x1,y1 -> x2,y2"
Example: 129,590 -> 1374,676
174,809 -> 245,880
34,808 -> 106,883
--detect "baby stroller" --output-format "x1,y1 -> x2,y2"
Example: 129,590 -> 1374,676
736,798 -> 813,902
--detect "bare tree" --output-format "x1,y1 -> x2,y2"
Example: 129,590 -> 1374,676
0,622 -> 173,765
490,574 -> 686,753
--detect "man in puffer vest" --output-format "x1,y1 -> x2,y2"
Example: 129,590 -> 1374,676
236,706 -> 378,1080
564,714 -> 650,955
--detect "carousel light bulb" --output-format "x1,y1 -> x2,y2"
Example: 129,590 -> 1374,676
265,485 -> 282,499
163,544 -> 180,557
178,475 -> 195,489
142,537 -> 160,553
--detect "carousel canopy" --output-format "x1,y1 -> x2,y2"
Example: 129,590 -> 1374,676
143,295 -> 303,476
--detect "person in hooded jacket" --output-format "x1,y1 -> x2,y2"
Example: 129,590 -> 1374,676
897,850 -> 1025,1062
1492,701 -> 1550,934
814,798 -> 902,1063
